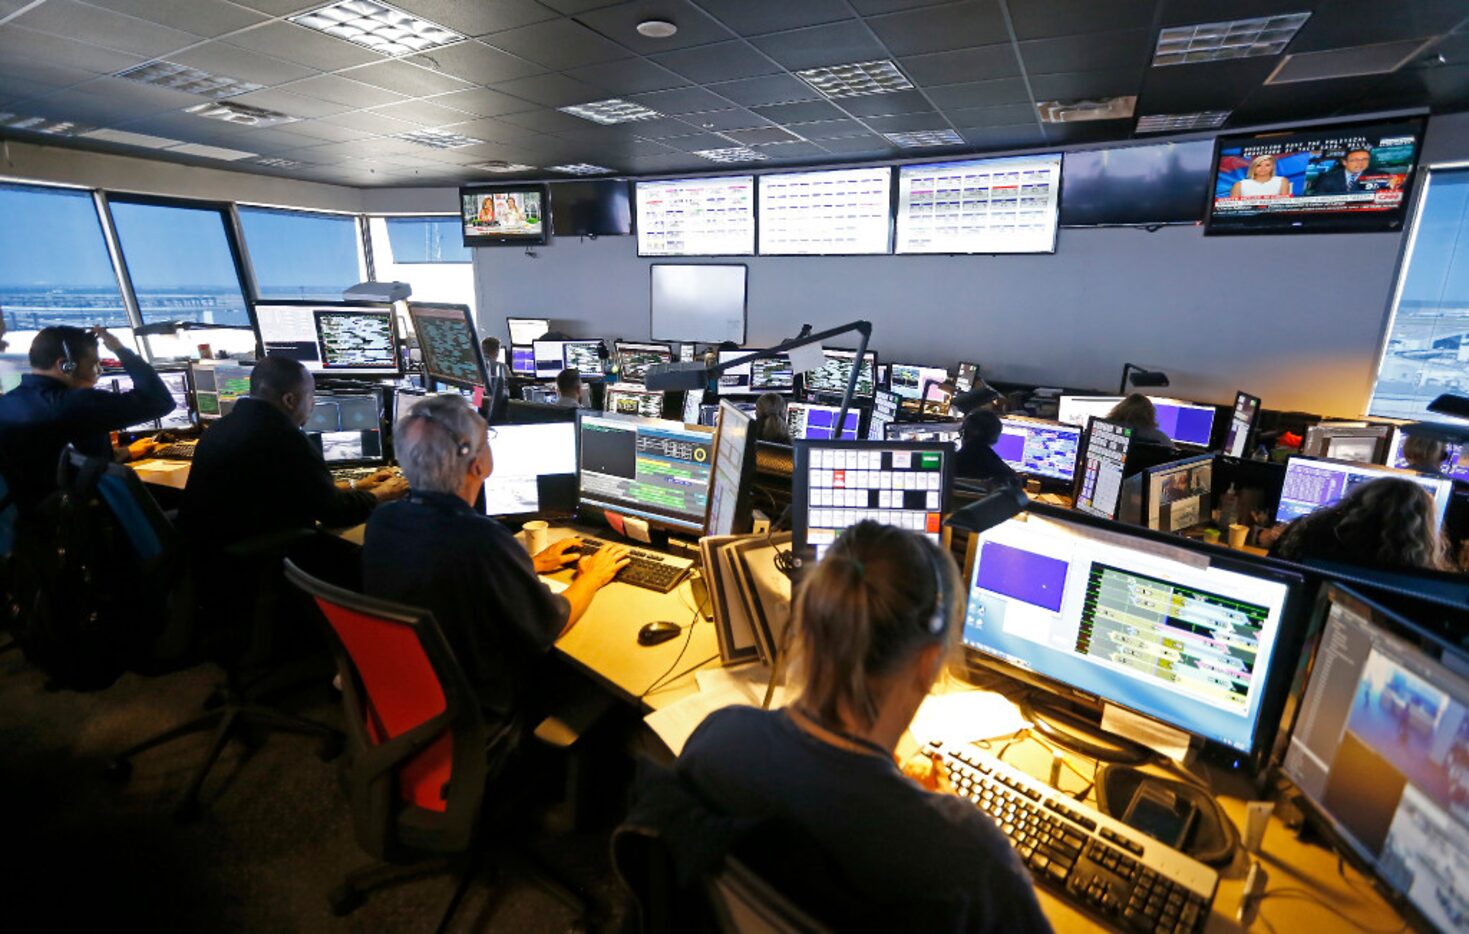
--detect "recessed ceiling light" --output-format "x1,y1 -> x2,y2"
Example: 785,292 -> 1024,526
113,61 -> 263,100
470,161 -> 537,173
397,128 -> 483,149
1036,96 -> 1136,124
883,129 -> 963,148
691,147 -> 768,163
548,163 -> 615,175
1153,12 -> 1310,66
289,0 -> 465,57
1135,110 -> 1231,133
0,113 -> 97,136
254,156 -> 310,168
169,143 -> 257,161
186,101 -> 298,128
636,19 -> 677,39
559,98 -> 662,125
796,59 -> 913,99
80,128 -> 184,149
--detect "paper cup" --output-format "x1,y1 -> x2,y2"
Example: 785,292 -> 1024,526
523,520 -> 549,555
1228,523 -> 1249,549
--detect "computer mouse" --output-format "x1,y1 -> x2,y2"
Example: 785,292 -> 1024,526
637,620 -> 683,646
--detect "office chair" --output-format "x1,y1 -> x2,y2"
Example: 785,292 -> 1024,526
283,560 -> 589,927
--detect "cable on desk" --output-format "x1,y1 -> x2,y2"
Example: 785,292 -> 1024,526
638,583 -> 709,700
1255,887 -> 1407,934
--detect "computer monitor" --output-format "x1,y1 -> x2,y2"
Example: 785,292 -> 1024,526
791,439 -> 952,562
531,340 -> 570,380
1223,391 -> 1261,458
889,363 -> 949,401
1059,395 -> 1214,447
100,370 -> 195,432
962,506 -> 1303,765
614,341 -> 673,383
254,303 -> 398,375
507,317 -> 550,345
408,302 -> 486,390
707,401 -> 759,536
803,348 -> 877,399
483,422 -> 578,517
1301,423 -> 1393,464
886,420 -> 963,449
304,392 -> 385,466
509,344 -> 536,377
190,361 -> 250,420
787,402 -> 860,441
868,389 -> 900,442
716,349 -> 795,396
1073,418 -> 1134,519
0,354 -> 25,394
1280,582 -> 1469,933
955,362 -> 978,394
1386,428 -> 1469,483
605,385 -> 664,418
577,412 -> 715,534
561,340 -> 605,379
1142,453 -> 1215,532
921,379 -> 954,416
994,416 -> 1081,482
1276,456 -> 1454,527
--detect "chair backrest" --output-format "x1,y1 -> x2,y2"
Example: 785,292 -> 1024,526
0,470 -> 14,558
706,858 -> 832,934
80,457 -> 176,569
283,559 -> 487,858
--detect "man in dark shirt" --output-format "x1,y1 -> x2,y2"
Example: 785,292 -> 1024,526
0,326 -> 174,511
180,356 -> 406,554
362,394 -> 628,719
953,410 -> 1020,486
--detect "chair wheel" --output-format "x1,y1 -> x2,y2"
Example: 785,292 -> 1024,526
103,759 -> 133,784
173,798 -> 202,824
318,733 -> 344,762
328,884 -> 364,916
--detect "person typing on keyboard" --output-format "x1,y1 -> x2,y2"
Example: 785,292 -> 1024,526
362,394 -> 629,729
643,521 -> 1050,931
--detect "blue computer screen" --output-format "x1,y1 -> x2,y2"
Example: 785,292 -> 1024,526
994,417 -> 1080,481
788,402 -> 859,440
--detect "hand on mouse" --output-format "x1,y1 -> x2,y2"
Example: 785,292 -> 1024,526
578,542 -> 630,588
534,536 -> 583,573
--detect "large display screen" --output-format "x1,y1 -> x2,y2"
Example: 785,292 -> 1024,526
757,167 -> 892,255
1206,117 -> 1425,235
895,154 -> 1062,254
1061,139 -> 1215,227
636,176 -> 755,257
460,185 -> 548,246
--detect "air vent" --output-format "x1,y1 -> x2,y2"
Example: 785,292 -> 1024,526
1266,38 -> 1438,84
186,101 -> 298,128
1036,96 -> 1136,124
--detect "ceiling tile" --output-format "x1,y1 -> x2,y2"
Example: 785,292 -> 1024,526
651,41 -> 782,83
814,134 -> 892,154
490,72 -> 607,107
942,101 -> 1035,126
227,88 -> 351,118
499,107 -> 600,133
957,123 -> 1047,149
0,58 -> 101,91
836,89 -> 935,117
232,0 -> 322,17
1041,119 -> 1132,145
750,99 -> 847,124
576,1 -> 734,53
628,85 -> 737,115
707,73 -> 820,107
565,57 -> 689,94
171,43 -> 319,86
860,112 -> 954,133
0,76 -> 63,104
1289,0 -> 1467,54
664,131 -> 743,151
752,140 -> 828,158
722,125 -> 802,145
850,0 -> 952,11
281,118 -> 373,141
231,125 -> 327,152
403,40 -> 547,86
789,118 -> 872,139
0,27 -> 150,78
623,116 -> 703,138
342,60 -> 474,97
428,87 -> 542,117
1135,59 -> 1271,113
1029,69 -> 1144,101
921,77 -> 1030,108
311,109 -> 420,135
1009,0 -> 1158,41
484,18 -> 629,70
225,22 -> 383,71
680,108 -> 773,131
13,0 -> 203,59
286,74 -> 410,107
1018,29 -> 1152,75
537,0 -> 617,15
391,0 -> 559,36
866,1 -> 1007,57
899,44 -> 1020,85
85,0 -> 269,39
695,0 -> 853,36
437,117 -> 535,144
369,98 -> 480,127
749,20 -> 888,71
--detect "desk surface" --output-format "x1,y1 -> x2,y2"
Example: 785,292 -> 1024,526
132,457 -> 191,490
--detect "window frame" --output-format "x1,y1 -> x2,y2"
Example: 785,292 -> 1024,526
376,213 -> 473,265
234,202 -> 369,303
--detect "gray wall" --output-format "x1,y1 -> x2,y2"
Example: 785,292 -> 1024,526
474,112 -> 1469,417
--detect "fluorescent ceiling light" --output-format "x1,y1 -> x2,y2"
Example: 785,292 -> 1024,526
1153,13 -> 1310,66
1135,110 -> 1231,133
80,128 -> 184,148
796,59 -> 913,99
186,101 -> 298,128
113,61 -> 263,99
883,129 -> 963,148
397,128 -> 483,148
559,98 -> 662,125
289,0 -> 465,57
691,147 -> 768,163
253,156 -> 309,168
0,113 -> 97,136
470,162 -> 537,173
548,163 -> 615,174
169,143 -> 257,161
1036,96 -> 1136,124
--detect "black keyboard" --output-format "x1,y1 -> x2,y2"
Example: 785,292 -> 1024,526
579,537 -> 689,593
153,443 -> 196,460
932,742 -> 1216,934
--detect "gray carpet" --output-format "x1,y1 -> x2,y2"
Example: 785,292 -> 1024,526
0,647 -> 632,933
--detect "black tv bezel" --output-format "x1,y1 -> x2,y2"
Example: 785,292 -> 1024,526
996,414 -> 1082,483
406,301 -> 487,391
1203,115 -> 1429,237
635,175 -> 757,258
460,184 -> 550,247
550,178 -> 634,238
1137,451 -> 1217,533
1058,138 -> 1216,229
704,400 -> 761,536
575,409 -> 717,535
801,346 -> 879,401
648,263 -> 749,345
894,152 -> 1064,256
1071,416 -> 1135,519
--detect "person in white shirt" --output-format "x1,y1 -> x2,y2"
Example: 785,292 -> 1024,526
1230,154 -> 1292,198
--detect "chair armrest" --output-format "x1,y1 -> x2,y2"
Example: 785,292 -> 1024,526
224,528 -> 317,559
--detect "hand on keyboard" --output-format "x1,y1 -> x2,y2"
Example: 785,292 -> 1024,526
577,542 -> 630,589
533,536 -> 584,573
902,750 -> 954,793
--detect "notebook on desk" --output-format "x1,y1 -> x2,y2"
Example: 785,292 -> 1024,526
699,533 -> 792,666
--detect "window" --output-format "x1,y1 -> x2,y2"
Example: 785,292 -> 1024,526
1368,167 -> 1469,421
368,216 -> 476,316
108,198 -> 250,328
0,183 -> 132,351
238,206 -> 365,301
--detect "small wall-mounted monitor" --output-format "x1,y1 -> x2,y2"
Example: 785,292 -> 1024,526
460,185 -> 548,246
551,180 -> 632,237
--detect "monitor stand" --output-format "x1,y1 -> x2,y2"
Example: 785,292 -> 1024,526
1019,693 -> 1154,765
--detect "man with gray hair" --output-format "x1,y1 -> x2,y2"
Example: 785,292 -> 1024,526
362,394 -> 628,720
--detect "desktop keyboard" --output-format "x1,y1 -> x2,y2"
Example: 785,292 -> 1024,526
930,742 -> 1217,934
153,443 -> 196,460
578,537 -> 690,593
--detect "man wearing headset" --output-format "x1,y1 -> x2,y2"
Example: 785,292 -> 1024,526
0,325 -> 174,510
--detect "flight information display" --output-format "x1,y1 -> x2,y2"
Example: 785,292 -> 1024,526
578,413 -> 715,532
757,167 -> 893,255
408,303 -> 484,388
804,349 -> 876,398
896,154 -> 1062,254
716,350 -> 795,395
788,402 -> 860,441
314,310 -> 397,371
994,416 -> 1081,482
636,176 -> 755,257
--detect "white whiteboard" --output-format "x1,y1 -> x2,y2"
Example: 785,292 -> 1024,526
650,264 -> 747,344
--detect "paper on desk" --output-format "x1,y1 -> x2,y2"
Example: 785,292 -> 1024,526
540,576 -> 569,595
908,690 -> 1031,747
137,461 -> 190,472
1102,703 -> 1191,762
644,666 -> 790,756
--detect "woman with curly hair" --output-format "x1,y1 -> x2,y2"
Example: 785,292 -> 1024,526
1269,477 -> 1452,572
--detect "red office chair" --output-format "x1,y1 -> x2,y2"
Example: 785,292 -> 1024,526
283,560 -> 588,927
